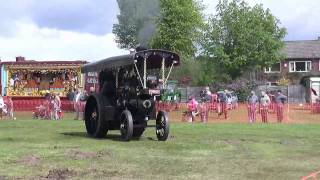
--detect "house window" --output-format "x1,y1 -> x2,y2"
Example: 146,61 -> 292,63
289,61 -> 312,72
265,63 -> 281,73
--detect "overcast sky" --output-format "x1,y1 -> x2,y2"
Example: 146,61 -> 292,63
0,0 -> 319,61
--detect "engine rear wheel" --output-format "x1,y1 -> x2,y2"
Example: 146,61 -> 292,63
84,94 -> 108,138
120,110 -> 133,141
156,111 -> 169,141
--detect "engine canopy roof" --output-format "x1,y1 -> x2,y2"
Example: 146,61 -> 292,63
81,49 -> 180,73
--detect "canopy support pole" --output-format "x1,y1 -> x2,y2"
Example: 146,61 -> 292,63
143,57 -> 147,89
164,61 -> 177,85
133,60 -> 144,87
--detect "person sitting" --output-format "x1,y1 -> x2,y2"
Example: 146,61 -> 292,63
186,96 -> 198,123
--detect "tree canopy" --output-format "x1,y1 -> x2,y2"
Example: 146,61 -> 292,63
113,0 -> 204,58
150,0 -> 204,57
202,0 -> 286,79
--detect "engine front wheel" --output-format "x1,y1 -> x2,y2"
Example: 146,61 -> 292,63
156,111 -> 169,141
120,110 -> 133,141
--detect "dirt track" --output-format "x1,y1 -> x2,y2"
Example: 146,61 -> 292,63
167,103 -> 320,124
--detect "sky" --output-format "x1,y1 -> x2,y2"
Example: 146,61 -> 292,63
0,0 -> 319,62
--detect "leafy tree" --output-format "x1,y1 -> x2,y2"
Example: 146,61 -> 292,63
202,0 -> 286,79
150,0 -> 204,57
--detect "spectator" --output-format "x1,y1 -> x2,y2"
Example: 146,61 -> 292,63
247,91 -> 259,123
7,97 -> 14,119
275,90 -> 287,123
198,100 -> 208,123
200,86 -> 212,103
52,93 -> 61,120
187,96 -> 198,122
67,88 -> 75,101
217,90 -> 228,119
74,89 -> 82,120
89,86 -> 95,94
0,95 -> 4,119
260,91 -> 271,123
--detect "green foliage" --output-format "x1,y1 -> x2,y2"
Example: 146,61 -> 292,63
150,0 -> 204,57
202,0 -> 287,79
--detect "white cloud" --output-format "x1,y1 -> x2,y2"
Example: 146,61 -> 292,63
0,21 -> 127,62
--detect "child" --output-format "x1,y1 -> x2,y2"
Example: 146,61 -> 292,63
187,96 -> 198,122
198,101 -> 208,123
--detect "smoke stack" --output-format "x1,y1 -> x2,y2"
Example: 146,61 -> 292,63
16,56 -> 25,62
318,36 -> 320,40
136,45 -> 147,52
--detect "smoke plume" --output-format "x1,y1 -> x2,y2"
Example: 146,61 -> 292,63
116,0 -> 160,48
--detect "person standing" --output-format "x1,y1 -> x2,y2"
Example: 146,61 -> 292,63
7,97 -> 14,119
74,89 -> 81,120
52,93 -> 61,120
275,90 -> 287,123
246,91 -> 258,123
260,91 -> 271,123
198,100 -> 208,123
218,90 -> 228,119
0,95 -> 4,120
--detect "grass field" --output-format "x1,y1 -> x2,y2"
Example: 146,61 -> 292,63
0,112 -> 320,179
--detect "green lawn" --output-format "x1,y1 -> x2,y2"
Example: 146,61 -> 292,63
0,115 -> 320,179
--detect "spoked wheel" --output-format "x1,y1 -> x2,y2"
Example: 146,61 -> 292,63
156,111 -> 169,141
120,110 -> 133,141
84,94 -> 108,138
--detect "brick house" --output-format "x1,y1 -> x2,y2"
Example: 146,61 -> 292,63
264,38 -> 320,103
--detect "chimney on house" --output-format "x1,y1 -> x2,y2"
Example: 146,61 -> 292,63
16,56 -> 25,62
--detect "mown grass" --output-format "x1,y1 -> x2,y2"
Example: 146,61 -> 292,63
0,113 -> 320,179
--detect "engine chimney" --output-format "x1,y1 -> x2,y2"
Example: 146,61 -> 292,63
16,56 -> 25,62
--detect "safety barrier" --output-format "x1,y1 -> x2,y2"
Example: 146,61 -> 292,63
301,170 -> 320,180
12,99 -> 75,111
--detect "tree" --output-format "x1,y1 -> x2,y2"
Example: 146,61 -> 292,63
113,0 -> 160,49
202,0 -> 286,79
150,0 -> 204,57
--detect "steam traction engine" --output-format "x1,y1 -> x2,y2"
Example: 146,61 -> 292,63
81,49 -> 180,141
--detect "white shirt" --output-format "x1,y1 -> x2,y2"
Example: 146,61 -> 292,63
75,93 -> 81,103
9,79 -> 14,87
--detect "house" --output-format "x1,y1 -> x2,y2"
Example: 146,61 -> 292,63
264,38 -> 320,103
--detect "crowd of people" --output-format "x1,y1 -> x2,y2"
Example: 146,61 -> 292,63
185,87 -> 234,123
33,91 -> 63,120
246,90 -> 287,123
185,87 -> 288,123
32,88 -> 89,120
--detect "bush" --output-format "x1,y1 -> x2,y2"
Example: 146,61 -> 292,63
210,78 -> 261,102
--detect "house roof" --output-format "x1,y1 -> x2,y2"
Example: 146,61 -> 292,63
283,39 -> 320,59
